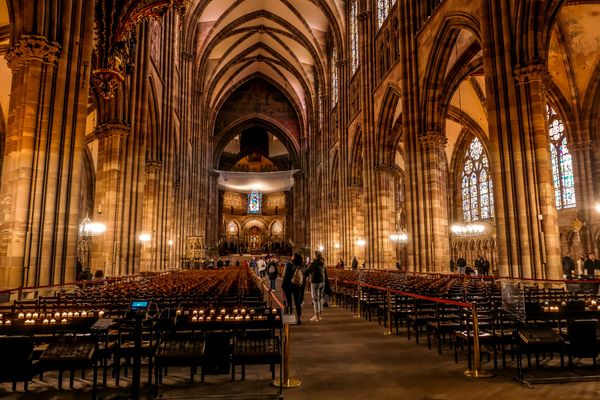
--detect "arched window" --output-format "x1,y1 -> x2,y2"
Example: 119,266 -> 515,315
547,105 -> 576,209
377,0 -> 397,28
350,0 -> 359,75
247,190 -> 262,214
461,137 -> 494,222
331,48 -> 338,107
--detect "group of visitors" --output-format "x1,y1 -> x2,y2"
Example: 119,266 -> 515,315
450,255 -> 491,276
562,253 -> 600,276
249,255 -> 281,290
276,251 -> 333,324
332,256 -> 366,270
77,268 -> 107,284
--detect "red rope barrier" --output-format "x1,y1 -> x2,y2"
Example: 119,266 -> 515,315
343,280 -> 472,308
261,282 -> 285,309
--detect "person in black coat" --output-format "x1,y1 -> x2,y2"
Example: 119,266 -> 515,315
584,253 -> 600,276
305,251 -> 326,321
282,253 -> 304,324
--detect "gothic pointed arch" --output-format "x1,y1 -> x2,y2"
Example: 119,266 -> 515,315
421,12 -> 481,134
376,84 -> 402,167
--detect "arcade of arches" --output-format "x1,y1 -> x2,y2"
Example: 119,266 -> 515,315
0,0 -> 599,289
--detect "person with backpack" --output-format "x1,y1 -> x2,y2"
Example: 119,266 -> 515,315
267,257 -> 279,290
282,253 -> 304,324
305,251 -> 326,322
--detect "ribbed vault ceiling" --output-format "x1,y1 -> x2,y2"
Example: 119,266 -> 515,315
185,0 -> 345,132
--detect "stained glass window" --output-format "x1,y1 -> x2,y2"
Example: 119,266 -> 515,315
377,0 -> 396,28
547,105 -> 576,209
247,190 -> 262,214
350,0 -> 359,74
461,137 -> 494,222
331,48 -> 338,107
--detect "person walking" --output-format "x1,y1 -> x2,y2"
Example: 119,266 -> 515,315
282,253 -> 304,324
267,257 -> 279,290
305,251 -> 326,321
351,256 -> 358,271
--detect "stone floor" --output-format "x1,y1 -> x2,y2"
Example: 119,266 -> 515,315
2,283 -> 600,399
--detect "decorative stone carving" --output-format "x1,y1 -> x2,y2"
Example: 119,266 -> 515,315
348,184 -> 363,197
145,160 -> 163,172
375,163 -> 400,177
5,35 -> 61,71
513,62 -> 548,85
419,131 -> 447,148
93,0 -> 187,99
94,122 -> 130,140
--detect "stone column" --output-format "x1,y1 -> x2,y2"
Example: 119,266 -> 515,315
418,132 -> 450,272
513,64 -> 561,279
348,185 -> 365,262
571,139 -> 595,252
0,1 -> 95,288
141,160 -> 162,271
481,0 -> 562,279
91,123 -> 129,276
374,165 -> 398,267
206,171 -> 220,255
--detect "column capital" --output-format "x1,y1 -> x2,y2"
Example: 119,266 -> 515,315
347,184 -> 363,196
145,160 -> 163,172
94,122 -> 130,140
375,163 -> 401,177
336,59 -> 347,67
514,62 -> 548,85
5,34 -> 61,71
419,131 -> 447,148
181,51 -> 193,60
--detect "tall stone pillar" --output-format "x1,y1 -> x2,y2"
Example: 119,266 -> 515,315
206,171 -> 220,255
375,165 -> 400,267
140,160 -> 162,271
0,1 -> 95,288
92,123 -> 129,276
571,140 -> 595,252
481,0 -> 561,278
348,185 -> 365,262
418,132 -> 450,272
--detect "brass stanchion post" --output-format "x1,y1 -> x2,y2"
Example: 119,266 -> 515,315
355,282 -> 361,318
273,323 -> 301,388
464,304 -> 493,378
333,277 -> 339,307
384,287 -> 393,335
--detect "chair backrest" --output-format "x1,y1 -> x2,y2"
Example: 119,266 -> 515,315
0,336 -> 34,376
567,319 -> 598,358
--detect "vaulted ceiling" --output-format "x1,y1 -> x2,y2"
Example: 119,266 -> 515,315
184,0 -> 346,135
